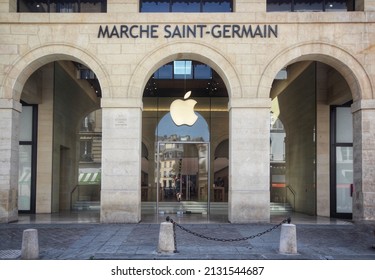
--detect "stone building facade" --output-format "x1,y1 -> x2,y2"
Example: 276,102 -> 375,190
1,0 -> 375,223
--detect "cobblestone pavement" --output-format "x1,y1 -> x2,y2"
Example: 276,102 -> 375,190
1,219 -> 375,260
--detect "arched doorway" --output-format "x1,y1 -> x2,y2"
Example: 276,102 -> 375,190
141,60 -> 229,221
0,44 -> 108,222
269,61 -> 354,219
19,60 -> 102,214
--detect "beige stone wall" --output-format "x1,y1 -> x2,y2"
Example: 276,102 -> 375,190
364,0 -> 375,10
36,64 -> 54,213
277,63 -> 316,215
229,98 -> 271,223
101,106 -> 142,223
1,14 -> 374,102
352,100 -> 375,220
1,4 -> 375,222
0,100 -> 21,222
316,63 -> 330,217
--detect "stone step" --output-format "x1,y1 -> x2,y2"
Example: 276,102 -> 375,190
270,202 -> 293,212
72,201 -> 293,213
72,200 -> 100,211
142,202 -> 228,215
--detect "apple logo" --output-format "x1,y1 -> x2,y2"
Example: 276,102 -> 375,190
170,91 -> 198,126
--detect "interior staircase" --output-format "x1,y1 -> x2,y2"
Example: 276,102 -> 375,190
72,201 -> 293,214
270,202 -> 293,213
72,200 -> 100,211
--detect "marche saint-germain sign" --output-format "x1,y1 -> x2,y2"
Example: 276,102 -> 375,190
98,24 -> 278,39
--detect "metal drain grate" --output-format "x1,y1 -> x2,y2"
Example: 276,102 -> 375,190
0,250 -> 21,259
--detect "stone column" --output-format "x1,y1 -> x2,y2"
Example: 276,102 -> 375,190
100,98 -> 142,223
0,99 -> 21,223
316,64 -> 330,217
352,100 -> 375,221
228,98 -> 271,223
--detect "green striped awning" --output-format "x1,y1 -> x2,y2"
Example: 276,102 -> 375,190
78,172 -> 101,185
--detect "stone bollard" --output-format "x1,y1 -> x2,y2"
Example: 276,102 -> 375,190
21,229 -> 39,260
279,223 -> 298,254
158,222 -> 175,254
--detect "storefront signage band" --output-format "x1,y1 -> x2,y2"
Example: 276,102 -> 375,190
98,24 -> 278,39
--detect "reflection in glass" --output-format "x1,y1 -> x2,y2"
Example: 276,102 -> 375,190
213,140 -> 228,202
155,112 -> 211,213
325,0 -> 348,11
266,0 -> 351,11
80,0 -> 106,12
270,112 -> 286,204
18,0 -> 49,12
49,0 -> 78,12
156,112 -> 209,142
20,106 -> 33,142
142,59 -> 229,218
157,142 -> 209,209
171,0 -> 200,12
140,0 -> 170,12
294,0 -> 323,11
154,64 -> 173,79
154,61 -> 213,80
140,0 -> 233,12
18,145 -> 32,211
267,0 -> 292,11
336,147 -> 353,213
194,64 -> 212,79
202,0 -> 232,12
18,0 -> 105,12
336,107 -> 353,143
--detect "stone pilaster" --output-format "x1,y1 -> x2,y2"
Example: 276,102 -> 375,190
352,100 -> 375,221
364,0 -> 375,11
228,98 -> 271,223
100,98 -> 142,223
0,99 -> 21,223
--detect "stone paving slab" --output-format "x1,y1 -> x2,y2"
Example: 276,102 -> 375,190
0,250 -> 21,259
0,221 -> 374,260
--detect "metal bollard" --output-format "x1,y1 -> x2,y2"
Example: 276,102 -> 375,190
279,223 -> 298,254
21,229 -> 39,260
157,221 -> 175,254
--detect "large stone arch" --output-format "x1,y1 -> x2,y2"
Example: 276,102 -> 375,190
258,42 -> 373,101
128,41 -> 242,100
1,43 -> 111,101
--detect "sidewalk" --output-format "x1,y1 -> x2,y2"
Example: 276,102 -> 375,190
0,213 -> 374,260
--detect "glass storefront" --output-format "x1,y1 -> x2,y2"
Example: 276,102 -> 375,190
266,0 -> 353,12
17,0 -> 107,13
142,60 -> 229,216
156,141 -> 210,214
18,145 -> 32,211
19,104 -> 37,212
331,105 -> 353,217
270,112 -> 286,204
140,0 -> 233,13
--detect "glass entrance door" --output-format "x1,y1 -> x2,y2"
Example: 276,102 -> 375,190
331,105 -> 353,218
156,141 -> 210,215
19,104 -> 37,213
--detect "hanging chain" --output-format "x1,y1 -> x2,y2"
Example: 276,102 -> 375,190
172,220 -> 178,253
166,216 -> 291,243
